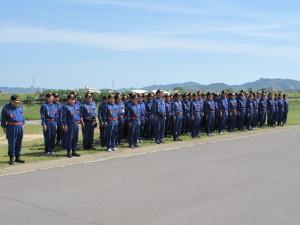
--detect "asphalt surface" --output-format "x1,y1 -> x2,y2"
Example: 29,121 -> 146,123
0,128 -> 300,225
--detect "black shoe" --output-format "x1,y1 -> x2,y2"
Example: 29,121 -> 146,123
72,152 -> 81,157
15,157 -> 25,163
9,157 -> 14,165
155,140 -> 161,144
134,144 -> 140,148
160,140 -> 165,144
178,138 -> 183,141
129,145 -> 135,149
90,146 -> 97,150
67,153 -> 72,158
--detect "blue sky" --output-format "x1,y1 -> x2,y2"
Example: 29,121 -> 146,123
0,0 -> 300,89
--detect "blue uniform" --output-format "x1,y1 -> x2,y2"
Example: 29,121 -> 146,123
258,97 -> 267,127
190,99 -> 203,138
165,100 -> 172,136
228,98 -> 237,131
267,97 -> 275,126
182,100 -> 191,134
277,98 -> 284,125
204,99 -> 216,135
283,98 -> 289,125
171,100 -> 183,140
145,100 -> 154,139
40,102 -> 59,153
54,102 -> 63,146
98,102 -> 107,147
218,96 -> 228,132
81,101 -> 97,149
237,96 -> 247,130
152,97 -> 166,142
246,98 -> 254,130
1,103 -> 25,158
127,103 -> 142,147
62,103 -> 81,153
103,103 -> 119,150
139,101 -> 146,140
253,98 -> 259,128
116,101 -> 125,144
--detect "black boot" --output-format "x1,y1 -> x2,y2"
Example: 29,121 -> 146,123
15,157 -> 25,163
9,156 -> 14,165
67,151 -> 72,158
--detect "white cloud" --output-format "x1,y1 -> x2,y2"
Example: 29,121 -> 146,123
0,25 -> 300,61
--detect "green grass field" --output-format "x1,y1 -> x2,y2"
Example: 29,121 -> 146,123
0,99 -> 299,170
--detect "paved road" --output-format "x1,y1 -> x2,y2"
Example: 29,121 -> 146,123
1,128 -> 300,225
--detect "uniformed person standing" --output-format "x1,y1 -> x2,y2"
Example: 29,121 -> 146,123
115,94 -> 125,145
181,94 -> 191,135
277,93 -> 284,126
237,91 -> 247,131
190,93 -> 202,138
171,93 -> 183,141
258,91 -> 267,127
138,94 -> 146,142
152,90 -> 166,144
40,93 -> 59,155
53,93 -> 63,146
218,91 -> 228,134
1,95 -> 25,165
81,92 -> 97,150
283,94 -> 289,125
228,93 -> 237,132
145,93 -> 154,140
62,93 -> 81,158
266,93 -> 275,127
127,94 -> 142,148
204,92 -> 216,136
103,94 -> 119,152
98,96 -> 108,147
246,94 -> 255,130
165,94 -> 172,137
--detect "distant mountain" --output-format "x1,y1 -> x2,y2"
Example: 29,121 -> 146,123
142,78 -> 300,92
0,86 -> 41,94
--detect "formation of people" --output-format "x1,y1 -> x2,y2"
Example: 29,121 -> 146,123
1,89 -> 289,165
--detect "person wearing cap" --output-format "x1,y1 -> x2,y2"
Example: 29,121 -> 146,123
145,93 -> 154,140
237,91 -> 247,131
218,90 -> 228,134
103,94 -> 119,152
127,94 -> 142,148
273,93 -> 279,126
61,93 -> 81,158
98,96 -> 108,147
138,94 -> 146,142
181,93 -> 191,135
1,95 -> 25,165
283,94 -> 289,125
277,93 -> 284,126
246,93 -> 255,130
190,93 -> 202,138
171,93 -> 183,141
228,93 -> 237,132
266,93 -> 275,127
152,90 -> 166,144
258,91 -> 267,127
164,94 -> 172,137
252,93 -> 259,129
115,94 -> 125,146
53,93 -> 63,146
204,92 -> 216,136
40,93 -> 59,155
80,92 -> 97,150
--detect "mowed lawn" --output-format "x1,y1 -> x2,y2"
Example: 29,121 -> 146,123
0,100 -> 299,169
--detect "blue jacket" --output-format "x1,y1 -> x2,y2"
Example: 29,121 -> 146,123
40,102 -> 59,125
171,100 -> 183,117
81,101 -> 97,120
1,103 -> 25,128
62,103 -> 81,126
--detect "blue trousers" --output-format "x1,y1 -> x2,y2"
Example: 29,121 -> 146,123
219,111 -> 228,132
191,113 -> 201,138
228,111 -> 237,131
128,120 -> 140,146
106,121 -> 118,149
6,125 -> 23,158
43,121 -> 57,153
82,121 -> 95,148
237,110 -> 246,130
154,115 -> 165,141
258,110 -> 267,127
173,115 -> 183,139
65,123 -> 79,152
206,112 -> 215,135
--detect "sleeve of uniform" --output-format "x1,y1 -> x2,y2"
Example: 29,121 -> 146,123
61,105 -> 67,126
102,105 -> 108,123
40,104 -> 46,126
1,105 -> 8,128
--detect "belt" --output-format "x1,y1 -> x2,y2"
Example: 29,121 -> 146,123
83,118 -> 95,122
109,118 -> 118,121
46,118 -> 56,121
207,110 -> 215,112
229,110 -> 237,112
7,122 -> 24,126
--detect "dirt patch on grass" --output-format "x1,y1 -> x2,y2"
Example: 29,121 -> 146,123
0,134 -> 43,145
